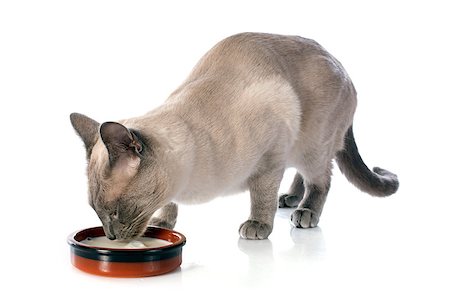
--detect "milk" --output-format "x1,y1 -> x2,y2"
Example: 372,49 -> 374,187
81,236 -> 171,249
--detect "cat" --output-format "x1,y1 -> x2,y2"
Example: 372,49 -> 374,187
70,32 -> 399,240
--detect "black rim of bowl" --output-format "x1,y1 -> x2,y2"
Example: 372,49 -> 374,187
67,226 -> 186,262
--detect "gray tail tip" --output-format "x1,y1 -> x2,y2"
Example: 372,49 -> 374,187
373,166 -> 399,196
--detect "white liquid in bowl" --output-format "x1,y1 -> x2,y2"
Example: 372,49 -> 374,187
81,236 -> 171,249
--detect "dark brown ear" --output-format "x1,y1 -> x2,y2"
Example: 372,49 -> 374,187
70,113 -> 100,158
99,122 -> 143,166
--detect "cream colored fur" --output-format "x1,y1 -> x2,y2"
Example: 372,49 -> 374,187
71,33 -> 396,240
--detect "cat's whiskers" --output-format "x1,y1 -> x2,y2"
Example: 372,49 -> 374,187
123,196 -> 165,238
124,216 -> 148,238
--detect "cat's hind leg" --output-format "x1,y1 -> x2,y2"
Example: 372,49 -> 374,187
290,164 -> 332,228
279,172 -> 305,208
148,202 -> 178,229
239,167 -> 284,240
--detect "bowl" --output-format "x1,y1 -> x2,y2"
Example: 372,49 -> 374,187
67,226 -> 186,277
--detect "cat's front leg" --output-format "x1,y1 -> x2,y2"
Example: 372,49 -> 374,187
148,202 -> 178,230
239,168 -> 284,240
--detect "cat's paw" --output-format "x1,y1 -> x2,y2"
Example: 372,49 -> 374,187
278,194 -> 301,208
148,217 -> 176,230
239,220 -> 272,240
290,208 -> 319,228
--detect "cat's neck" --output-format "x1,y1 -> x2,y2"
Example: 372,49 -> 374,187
122,106 -> 194,199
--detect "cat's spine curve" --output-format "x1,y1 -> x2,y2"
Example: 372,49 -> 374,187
335,125 -> 399,197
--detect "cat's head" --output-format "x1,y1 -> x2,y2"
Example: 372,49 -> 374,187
70,113 -> 168,240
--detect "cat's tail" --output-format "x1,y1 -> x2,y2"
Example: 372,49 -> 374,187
335,125 -> 399,197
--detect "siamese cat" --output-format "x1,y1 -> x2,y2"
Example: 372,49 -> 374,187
70,33 -> 398,240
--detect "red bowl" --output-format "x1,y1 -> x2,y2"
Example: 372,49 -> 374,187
67,226 -> 186,277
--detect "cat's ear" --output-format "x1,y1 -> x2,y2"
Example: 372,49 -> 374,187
99,122 -> 143,168
70,113 -> 100,157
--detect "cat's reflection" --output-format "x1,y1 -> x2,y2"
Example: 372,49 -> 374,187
237,226 -> 326,283
238,226 -> 326,258
237,238 -> 275,287
289,226 -> 326,258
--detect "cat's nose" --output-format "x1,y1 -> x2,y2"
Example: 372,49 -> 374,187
106,234 -> 116,240
103,222 -> 117,240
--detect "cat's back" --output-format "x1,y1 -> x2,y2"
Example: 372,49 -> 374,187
187,32 -> 330,81
165,32 -> 354,152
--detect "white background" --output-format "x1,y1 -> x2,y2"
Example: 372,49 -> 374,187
1,0 -> 449,297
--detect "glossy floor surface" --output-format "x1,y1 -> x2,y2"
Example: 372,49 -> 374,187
5,168 -> 450,297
